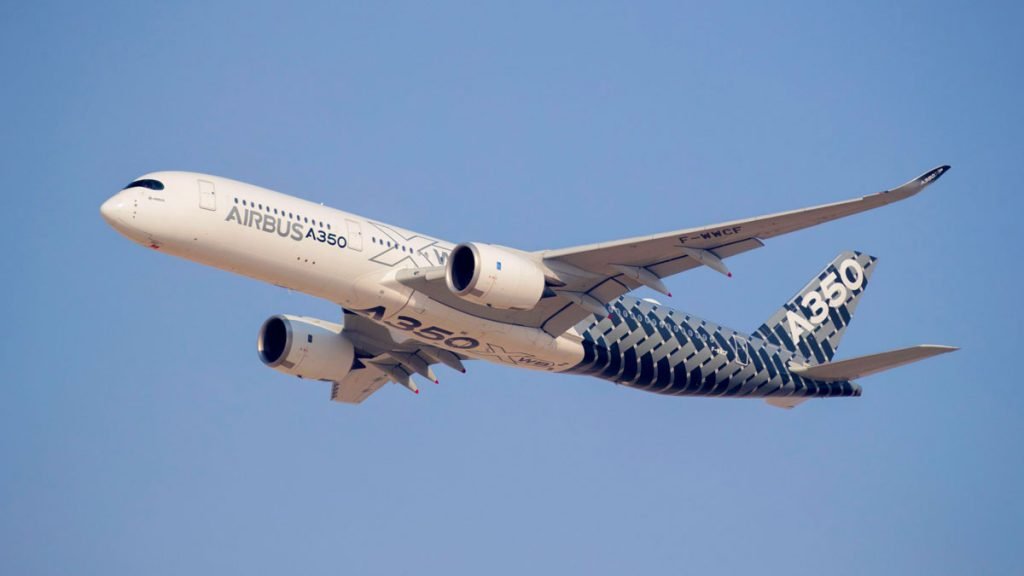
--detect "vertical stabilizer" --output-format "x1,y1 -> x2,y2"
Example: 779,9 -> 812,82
755,251 -> 877,363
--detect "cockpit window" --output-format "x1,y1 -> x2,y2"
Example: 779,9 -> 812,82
123,179 -> 165,191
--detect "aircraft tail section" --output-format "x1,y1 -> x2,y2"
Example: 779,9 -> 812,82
755,251 -> 877,363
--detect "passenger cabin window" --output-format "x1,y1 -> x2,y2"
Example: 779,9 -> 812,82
123,179 -> 165,191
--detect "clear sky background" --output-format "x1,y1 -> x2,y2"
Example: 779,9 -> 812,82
2,1 -> 1021,574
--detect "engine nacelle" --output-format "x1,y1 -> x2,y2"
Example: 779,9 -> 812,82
257,315 -> 355,382
445,242 -> 546,310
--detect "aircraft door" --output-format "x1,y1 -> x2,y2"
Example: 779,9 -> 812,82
346,219 -> 363,251
198,180 -> 217,211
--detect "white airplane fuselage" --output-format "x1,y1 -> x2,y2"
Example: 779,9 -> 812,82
101,171 -> 587,371
102,166 -> 958,405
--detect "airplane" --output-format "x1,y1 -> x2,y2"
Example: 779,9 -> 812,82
100,165 -> 956,409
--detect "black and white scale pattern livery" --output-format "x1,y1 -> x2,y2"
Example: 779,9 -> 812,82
566,251 -> 875,400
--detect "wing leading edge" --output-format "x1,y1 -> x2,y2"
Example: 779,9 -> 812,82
396,166 -> 950,337
535,165 -> 951,334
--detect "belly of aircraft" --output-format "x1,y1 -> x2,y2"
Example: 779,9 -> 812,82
343,289 -> 588,372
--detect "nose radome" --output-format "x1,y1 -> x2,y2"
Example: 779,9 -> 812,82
100,194 -> 123,225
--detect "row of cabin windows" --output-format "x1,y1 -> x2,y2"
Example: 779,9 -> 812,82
226,198 -> 437,259
366,237 -> 447,262
229,197 -> 439,259
370,236 -> 417,254
233,197 -> 331,230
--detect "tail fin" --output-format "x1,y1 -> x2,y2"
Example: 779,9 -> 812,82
755,251 -> 878,363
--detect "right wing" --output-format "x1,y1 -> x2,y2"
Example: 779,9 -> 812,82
331,309 -> 467,404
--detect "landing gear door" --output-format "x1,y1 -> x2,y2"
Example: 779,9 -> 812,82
198,180 -> 216,211
345,219 -> 363,251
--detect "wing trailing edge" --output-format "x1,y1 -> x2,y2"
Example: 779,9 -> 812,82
329,309 -> 469,403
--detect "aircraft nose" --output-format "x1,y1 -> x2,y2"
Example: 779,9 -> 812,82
100,194 -> 125,225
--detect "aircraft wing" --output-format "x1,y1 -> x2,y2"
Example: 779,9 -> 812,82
534,165 -> 950,334
399,166 -> 950,337
543,166 -> 950,273
330,364 -> 390,404
331,310 -> 467,403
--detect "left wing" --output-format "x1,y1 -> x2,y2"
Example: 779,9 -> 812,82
399,166 -> 950,336
331,310 -> 467,404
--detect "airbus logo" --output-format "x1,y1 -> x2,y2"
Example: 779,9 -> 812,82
225,206 -> 347,248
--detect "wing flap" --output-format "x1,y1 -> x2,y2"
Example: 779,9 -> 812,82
790,345 -> 958,382
327,310 -> 469,404
331,366 -> 390,404
645,237 -> 765,280
538,237 -> 766,335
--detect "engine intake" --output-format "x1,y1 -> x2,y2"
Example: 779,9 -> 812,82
445,242 -> 546,310
257,315 -> 355,382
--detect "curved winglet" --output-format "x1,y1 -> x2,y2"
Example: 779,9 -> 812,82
884,165 -> 951,201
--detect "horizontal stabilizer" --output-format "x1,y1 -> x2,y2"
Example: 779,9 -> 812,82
790,345 -> 957,382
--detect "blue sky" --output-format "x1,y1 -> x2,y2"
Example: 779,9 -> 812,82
2,1 -> 1021,574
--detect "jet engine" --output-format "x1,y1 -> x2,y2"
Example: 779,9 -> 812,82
257,315 -> 355,382
445,242 -> 547,310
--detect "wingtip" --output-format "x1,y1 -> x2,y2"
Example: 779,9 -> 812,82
887,165 -> 951,197
918,164 -> 951,186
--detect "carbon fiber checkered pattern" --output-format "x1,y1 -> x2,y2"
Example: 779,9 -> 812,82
755,251 -> 876,363
565,254 -> 873,400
